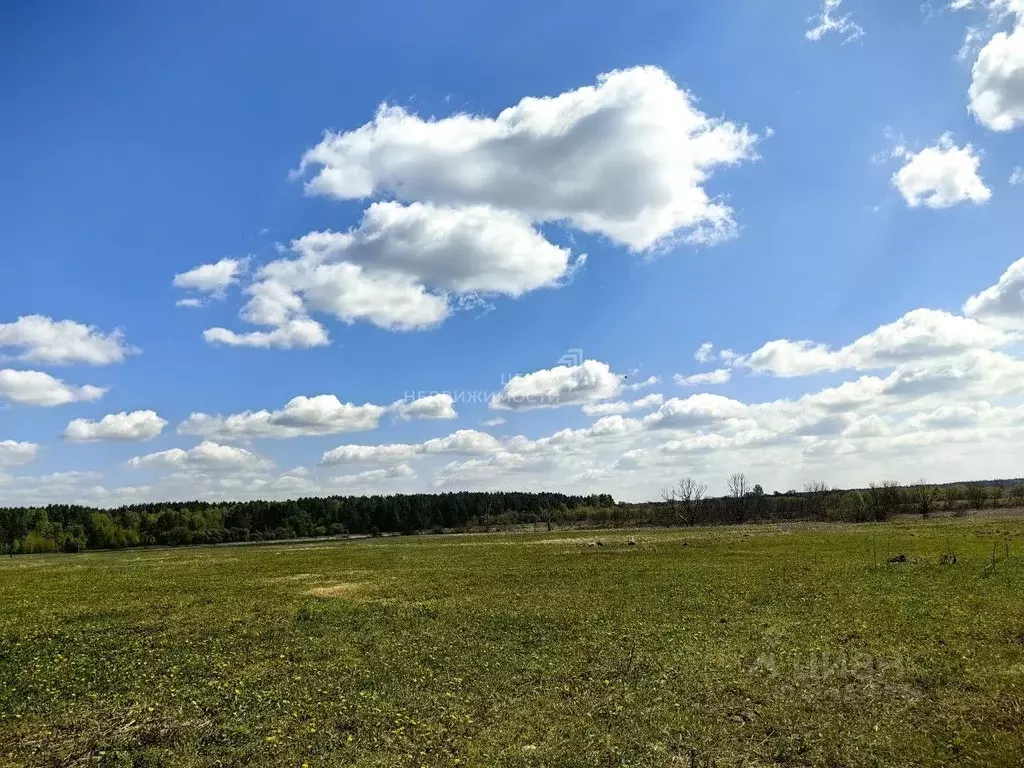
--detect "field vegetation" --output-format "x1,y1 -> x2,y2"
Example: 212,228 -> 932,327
2,512 -> 1023,766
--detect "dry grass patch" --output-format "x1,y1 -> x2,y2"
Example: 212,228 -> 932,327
305,581 -> 367,598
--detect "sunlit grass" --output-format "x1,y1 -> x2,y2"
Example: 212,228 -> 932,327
2,514 -> 1023,766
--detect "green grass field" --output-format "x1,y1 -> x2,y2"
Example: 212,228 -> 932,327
2,514 -> 1024,767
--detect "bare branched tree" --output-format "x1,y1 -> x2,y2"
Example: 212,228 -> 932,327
727,473 -> 749,498
727,472 -> 750,523
660,477 -> 709,527
803,481 -> 831,521
677,477 -> 708,527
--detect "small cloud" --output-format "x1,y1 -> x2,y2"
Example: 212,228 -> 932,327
892,133 -> 991,209
173,256 -> 250,299
675,369 -> 732,387
806,0 -> 865,44
627,375 -> 660,391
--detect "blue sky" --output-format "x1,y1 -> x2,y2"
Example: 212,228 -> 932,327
2,0 -> 1024,504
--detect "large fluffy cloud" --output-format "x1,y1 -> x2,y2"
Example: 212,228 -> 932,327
969,15 -> 1024,130
63,411 -> 168,443
490,360 -> 623,411
891,135 -> 991,208
0,316 -> 137,365
291,203 -> 577,297
295,66 -> 759,252
207,67 -> 756,350
208,203 -> 583,343
245,249 -> 453,332
0,369 -> 106,407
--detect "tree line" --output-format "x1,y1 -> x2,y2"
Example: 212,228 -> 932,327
0,492 -> 615,554
653,474 -> 1024,528
2,477 -> 1021,555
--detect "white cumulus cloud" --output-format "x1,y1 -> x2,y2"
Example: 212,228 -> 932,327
491,360 -> 624,411
63,410 -> 168,443
173,257 -> 249,297
969,15 -> 1024,131
320,429 -> 502,467
963,255 -> 1024,328
741,309 -> 1007,377
203,319 -> 330,349
422,429 -> 504,455
320,443 -> 422,466
209,201 -> 587,344
291,203 -> 578,298
643,394 -> 750,430
892,135 -> 991,208
0,369 -> 106,407
295,66 -> 759,252
388,392 -> 458,421
128,441 -> 273,472
0,316 -> 137,365
179,395 -> 387,441
0,440 -> 39,467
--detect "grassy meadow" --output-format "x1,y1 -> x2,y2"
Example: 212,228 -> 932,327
2,513 -> 1024,767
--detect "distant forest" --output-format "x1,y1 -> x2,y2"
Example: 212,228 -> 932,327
2,477 -> 1023,554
